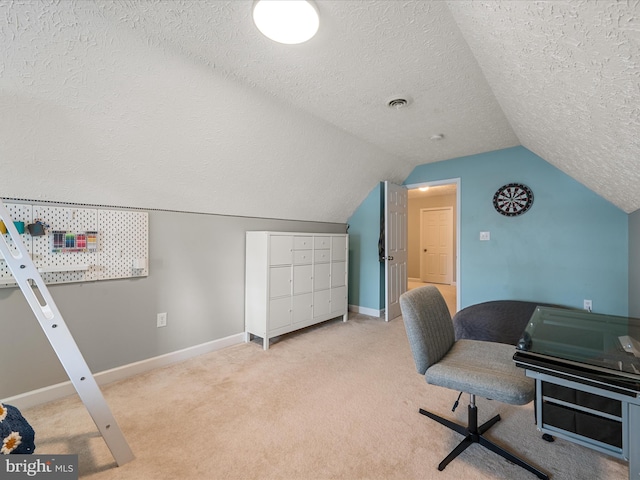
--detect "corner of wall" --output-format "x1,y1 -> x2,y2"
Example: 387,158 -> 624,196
347,183 -> 384,311
629,210 -> 640,317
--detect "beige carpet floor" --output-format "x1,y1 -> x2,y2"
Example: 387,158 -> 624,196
22,314 -> 627,479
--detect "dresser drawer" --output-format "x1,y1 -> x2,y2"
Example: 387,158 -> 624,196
246,231 -> 348,350
314,249 -> 330,263
269,266 -> 291,298
542,382 -> 621,416
269,297 -> 291,330
314,236 -> 331,249
293,250 -> 312,264
331,236 -> 347,261
331,261 -> 346,287
314,263 -> 330,291
269,235 -> 292,265
293,236 -> 313,250
542,402 -> 622,448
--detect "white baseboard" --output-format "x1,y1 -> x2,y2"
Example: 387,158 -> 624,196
3,333 -> 245,410
349,304 -> 383,318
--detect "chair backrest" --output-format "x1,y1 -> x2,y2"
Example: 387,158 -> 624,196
400,286 -> 455,374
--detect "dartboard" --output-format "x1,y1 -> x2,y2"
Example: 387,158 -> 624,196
493,183 -> 533,217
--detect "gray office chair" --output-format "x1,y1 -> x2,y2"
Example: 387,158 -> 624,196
400,286 -> 549,480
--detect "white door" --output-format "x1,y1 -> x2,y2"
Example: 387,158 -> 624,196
420,208 -> 453,284
385,182 -> 408,322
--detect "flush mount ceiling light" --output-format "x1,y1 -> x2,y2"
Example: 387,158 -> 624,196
253,0 -> 319,45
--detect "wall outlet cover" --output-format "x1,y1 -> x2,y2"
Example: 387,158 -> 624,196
157,312 -> 167,327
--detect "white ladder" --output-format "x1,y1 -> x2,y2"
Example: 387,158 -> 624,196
0,198 -> 134,466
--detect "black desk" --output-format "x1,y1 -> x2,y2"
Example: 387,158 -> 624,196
513,307 -> 640,480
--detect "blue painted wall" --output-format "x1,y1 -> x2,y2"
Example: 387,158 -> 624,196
349,146 -> 629,316
347,182 -> 385,312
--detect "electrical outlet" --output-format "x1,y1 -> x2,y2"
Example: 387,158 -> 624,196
479,231 -> 490,241
157,312 -> 167,328
583,300 -> 592,312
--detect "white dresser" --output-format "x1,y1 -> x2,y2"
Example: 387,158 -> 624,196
245,231 -> 348,349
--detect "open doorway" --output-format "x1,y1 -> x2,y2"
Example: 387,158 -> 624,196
406,181 -> 459,315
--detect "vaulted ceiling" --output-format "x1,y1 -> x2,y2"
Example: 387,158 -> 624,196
1,1 -> 638,222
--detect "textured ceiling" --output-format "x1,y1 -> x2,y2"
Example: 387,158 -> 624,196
0,1 -> 638,222
447,0 -> 640,213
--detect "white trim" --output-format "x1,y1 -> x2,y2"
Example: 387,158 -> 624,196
405,179 -> 459,190
349,304 -> 383,318
2,333 -> 245,410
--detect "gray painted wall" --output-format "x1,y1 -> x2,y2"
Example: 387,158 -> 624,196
630,209 -> 640,317
0,208 -> 345,399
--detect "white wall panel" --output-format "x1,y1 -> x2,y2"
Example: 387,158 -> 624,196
98,209 -> 149,280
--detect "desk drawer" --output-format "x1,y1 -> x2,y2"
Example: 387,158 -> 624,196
542,402 -> 622,448
542,382 -> 621,416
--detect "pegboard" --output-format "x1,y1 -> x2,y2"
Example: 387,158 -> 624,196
0,202 -> 148,288
0,203 -> 32,287
32,205 -> 99,284
98,209 -> 148,280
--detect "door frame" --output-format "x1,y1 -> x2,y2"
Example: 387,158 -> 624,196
406,178 -> 460,313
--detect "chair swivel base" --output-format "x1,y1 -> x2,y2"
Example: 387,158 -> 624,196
419,404 -> 549,480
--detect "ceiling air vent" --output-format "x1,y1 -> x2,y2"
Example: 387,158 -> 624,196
387,98 -> 409,109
